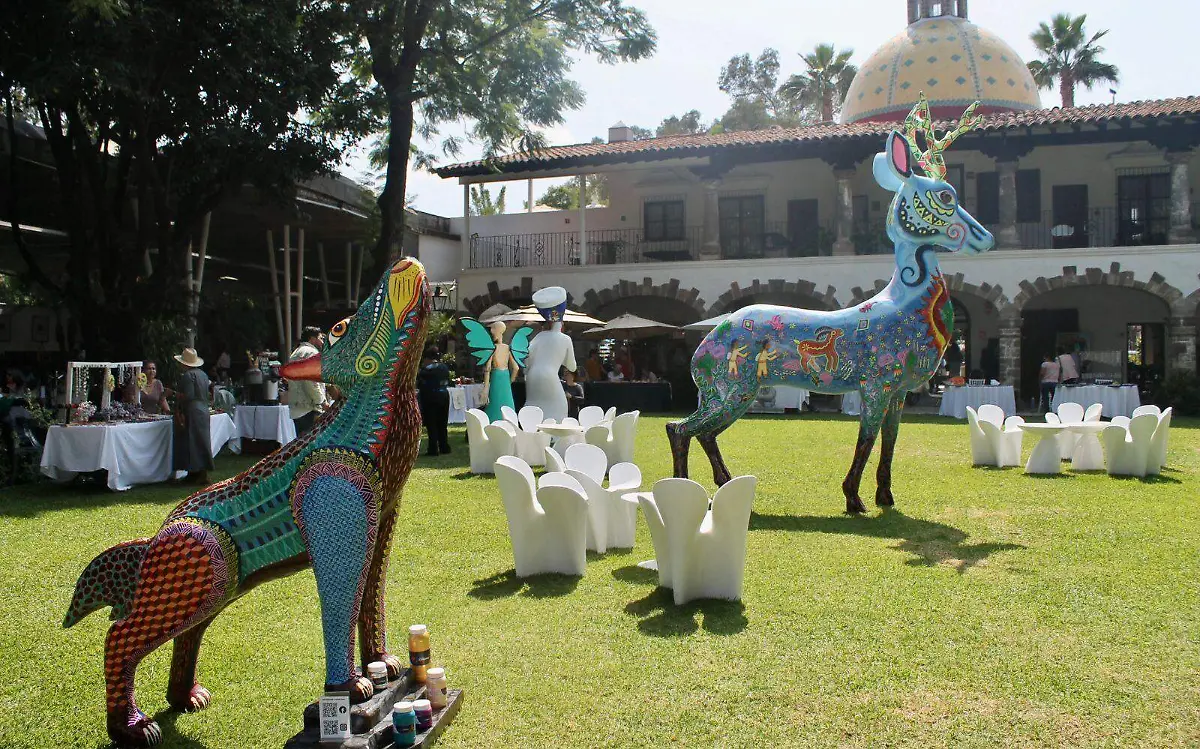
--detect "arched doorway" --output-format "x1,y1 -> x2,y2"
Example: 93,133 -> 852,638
590,295 -> 702,409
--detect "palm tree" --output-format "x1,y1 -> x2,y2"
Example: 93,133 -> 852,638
1028,13 -> 1119,109
780,43 -> 857,123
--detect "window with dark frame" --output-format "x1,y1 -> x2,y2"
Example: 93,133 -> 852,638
643,200 -> 685,241
974,168 -> 1041,225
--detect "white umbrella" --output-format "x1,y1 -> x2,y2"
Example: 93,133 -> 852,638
683,314 -> 729,332
491,305 -> 606,327
478,303 -> 513,324
581,313 -> 679,340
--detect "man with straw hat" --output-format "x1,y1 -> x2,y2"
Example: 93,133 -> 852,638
173,347 -> 213,484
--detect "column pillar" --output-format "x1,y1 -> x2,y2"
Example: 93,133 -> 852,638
832,168 -> 856,256
1167,315 -> 1197,375
461,183 -> 472,269
1166,150 -> 1196,244
998,312 -> 1023,402
996,158 -> 1020,249
578,175 -> 588,265
700,179 -> 721,258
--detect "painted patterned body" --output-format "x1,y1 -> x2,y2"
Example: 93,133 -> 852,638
64,259 -> 431,748
669,101 -> 993,514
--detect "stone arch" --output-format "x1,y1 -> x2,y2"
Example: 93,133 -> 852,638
462,276 -> 538,317
846,274 -> 1013,310
707,278 -> 839,316
579,278 -> 707,319
1009,262 -> 1188,317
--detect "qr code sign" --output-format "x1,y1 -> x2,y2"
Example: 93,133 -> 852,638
319,693 -> 351,740
321,702 -> 339,719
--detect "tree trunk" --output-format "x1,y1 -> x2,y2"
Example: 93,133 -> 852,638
1059,73 -> 1075,109
374,93 -> 415,281
821,89 -> 833,123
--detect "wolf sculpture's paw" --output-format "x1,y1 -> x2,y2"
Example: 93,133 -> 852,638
167,683 -> 212,713
326,675 -> 376,704
107,709 -> 163,747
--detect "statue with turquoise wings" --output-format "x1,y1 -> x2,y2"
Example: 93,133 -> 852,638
461,318 -> 534,422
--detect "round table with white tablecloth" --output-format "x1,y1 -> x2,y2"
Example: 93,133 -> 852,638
938,385 -> 1017,419
840,391 -> 862,416
448,383 -> 487,424
232,404 -> 296,444
748,385 -> 809,413
1051,384 -> 1140,418
40,413 -> 240,491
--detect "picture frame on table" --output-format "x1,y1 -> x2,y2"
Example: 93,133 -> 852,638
30,312 -> 50,343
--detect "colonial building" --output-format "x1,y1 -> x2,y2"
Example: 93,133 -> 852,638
435,1 -> 1200,404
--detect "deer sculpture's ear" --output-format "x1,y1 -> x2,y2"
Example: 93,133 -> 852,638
873,130 -> 911,191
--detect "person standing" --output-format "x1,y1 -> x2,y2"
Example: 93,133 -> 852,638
134,360 -> 169,415
1038,352 -> 1060,412
1056,347 -> 1079,385
288,326 -> 328,435
562,371 -> 586,418
173,347 -> 213,484
417,348 -> 451,456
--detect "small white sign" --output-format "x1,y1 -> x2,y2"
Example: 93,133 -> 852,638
319,692 -> 351,741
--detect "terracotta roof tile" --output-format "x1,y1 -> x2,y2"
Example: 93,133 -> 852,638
435,96 -> 1200,178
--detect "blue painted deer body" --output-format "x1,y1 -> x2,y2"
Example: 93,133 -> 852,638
668,98 -> 994,513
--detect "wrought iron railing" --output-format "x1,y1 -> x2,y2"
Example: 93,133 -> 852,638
986,206 -> 1174,250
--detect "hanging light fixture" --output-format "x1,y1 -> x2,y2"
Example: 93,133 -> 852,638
431,282 -> 456,312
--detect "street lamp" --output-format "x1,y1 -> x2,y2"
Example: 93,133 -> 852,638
431,282 -> 456,313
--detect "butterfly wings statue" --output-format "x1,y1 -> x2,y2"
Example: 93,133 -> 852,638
461,318 -> 533,421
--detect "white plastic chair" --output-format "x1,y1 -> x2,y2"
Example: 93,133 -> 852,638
584,424 -> 615,462
512,405 -> 551,467
564,443 -> 612,552
465,409 -> 495,474
977,404 -> 1004,427
636,476 -> 756,605
483,422 -> 517,467
1110,415 -> 1131,428
564,443 -> 607,483
578,406 -> 605,429
605,462 -> 642,549
608,410 -> 640,464
1102,413 -> 1157,477
1147,407 -> 1172,474
998,415 -> 1025,467
1132,404 -> 1161,418
550,416 -> 584,456
544,445 -> 566,473
603,407 -> 617,422
500,405 -> 520,426
1053,403 -> 1084,460
1083,403 -> 1103,422
966,407 -> 998,466
494,456 -> 588,577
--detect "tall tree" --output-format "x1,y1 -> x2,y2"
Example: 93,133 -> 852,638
470,185 -> 506,215
535,175 -> 606,210
780,43 -> 857,123
1,0 -> 352,356
716,48 -> 814,130
656,110 -> 709,136
1028,13 -> 1119,108
335,2 -> 656,279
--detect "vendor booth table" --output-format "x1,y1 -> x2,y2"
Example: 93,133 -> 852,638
448,383 -> 487,424
939,385 -> 1017,419
1051,384 -> 1140,418
584,381 -> 673,413
233,404 -> 296,445
40,413 -> 239,491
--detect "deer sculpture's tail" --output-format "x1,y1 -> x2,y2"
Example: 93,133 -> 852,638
63,538 -> 151,627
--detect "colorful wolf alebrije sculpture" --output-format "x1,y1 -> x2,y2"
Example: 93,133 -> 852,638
64,259 -> 431,747
668,96 -> 993,514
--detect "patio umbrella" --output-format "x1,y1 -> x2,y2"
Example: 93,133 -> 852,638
489,305 -> 606,327
478,303 -> 513,324
682,313 -> 730,332
581,313 -> 679,339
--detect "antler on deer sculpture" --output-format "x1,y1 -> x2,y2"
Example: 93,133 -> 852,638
901,92 -> 984,180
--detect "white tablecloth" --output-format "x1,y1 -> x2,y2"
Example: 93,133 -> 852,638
448,383 -> 487,424
939,385 -> 1017,419
40,413 -> 241,492
233,405 -> 296,444
749,385 -> 809,413
209,412 -> 241,456
841,391 -> 862,416
1051,384 -> 1141,418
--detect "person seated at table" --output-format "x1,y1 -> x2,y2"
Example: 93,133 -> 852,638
614,348 -> 635,380
133,360 -> 169,415
173,347 -> 213,484
1039,352 -> 1060,412
562,371 -> 586,418
605,362 -> 625,382
1056,346 -> 1079,385
417,347 -> 451,456
584,350 -> 604,382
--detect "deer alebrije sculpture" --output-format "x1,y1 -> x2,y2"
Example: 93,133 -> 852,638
64,259 -> 431,747
668,95 -> 993,514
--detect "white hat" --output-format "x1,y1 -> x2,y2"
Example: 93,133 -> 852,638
532,286 -> 568,322
174,347 -> 204,368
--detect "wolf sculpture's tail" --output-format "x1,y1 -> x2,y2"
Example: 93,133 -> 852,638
63,538 -> 151,627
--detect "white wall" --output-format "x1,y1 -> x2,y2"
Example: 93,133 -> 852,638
416,234 -> 461,283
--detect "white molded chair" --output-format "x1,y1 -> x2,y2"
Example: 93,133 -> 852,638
603,406 -> 617,422
513,405 -> 551,467
1110,415 -> 1131,429
966,407 -> 998,466
494,456 -> 588,577
578,406 -> 605,429
550,416 -> 585,456
564,443 -> 607,483
1132,404 -> 1161,418
1084,403 -> 1103,422
584,424 -> 614,461
544,445 -> 566,473
564,444 -> 612,552
605,462 -> 642,548
1054,402 -> 1085,459
1147,407 -> 1172,474
977,404 -> 1004,427
483,421 -> 518,468
998,415 -> 1025,467
636,476 -> 756,605
500,405 -> 520,426
608,411 -> 640,465
1103,413 -> 1158,477
465,409 -> 495,474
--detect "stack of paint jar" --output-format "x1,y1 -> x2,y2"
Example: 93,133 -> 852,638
392,623 -> 450,744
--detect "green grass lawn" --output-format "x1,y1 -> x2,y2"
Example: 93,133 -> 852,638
2,414 -> 1198,748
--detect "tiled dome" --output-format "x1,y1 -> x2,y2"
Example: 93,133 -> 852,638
841,15 -> 1041,124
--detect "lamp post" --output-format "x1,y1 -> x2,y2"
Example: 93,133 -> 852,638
431,282 -> 456,313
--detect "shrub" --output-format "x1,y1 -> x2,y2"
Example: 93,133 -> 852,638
1152,371 -> 1200,416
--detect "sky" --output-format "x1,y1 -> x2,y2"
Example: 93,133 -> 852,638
342,0 -> 1199,218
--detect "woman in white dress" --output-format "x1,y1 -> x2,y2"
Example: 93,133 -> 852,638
524,287 -> 577,423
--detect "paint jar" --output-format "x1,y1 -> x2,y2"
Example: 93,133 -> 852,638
366,661 -> 389,690
425,667 -> 448,710
413,698 -> 433,731
408,624 -> 431,683
392,701 -> 417,747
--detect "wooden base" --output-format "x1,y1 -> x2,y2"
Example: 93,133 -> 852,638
285,669 -> 464,749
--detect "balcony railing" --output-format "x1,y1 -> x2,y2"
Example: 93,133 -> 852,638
985,206 -> 1180,250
